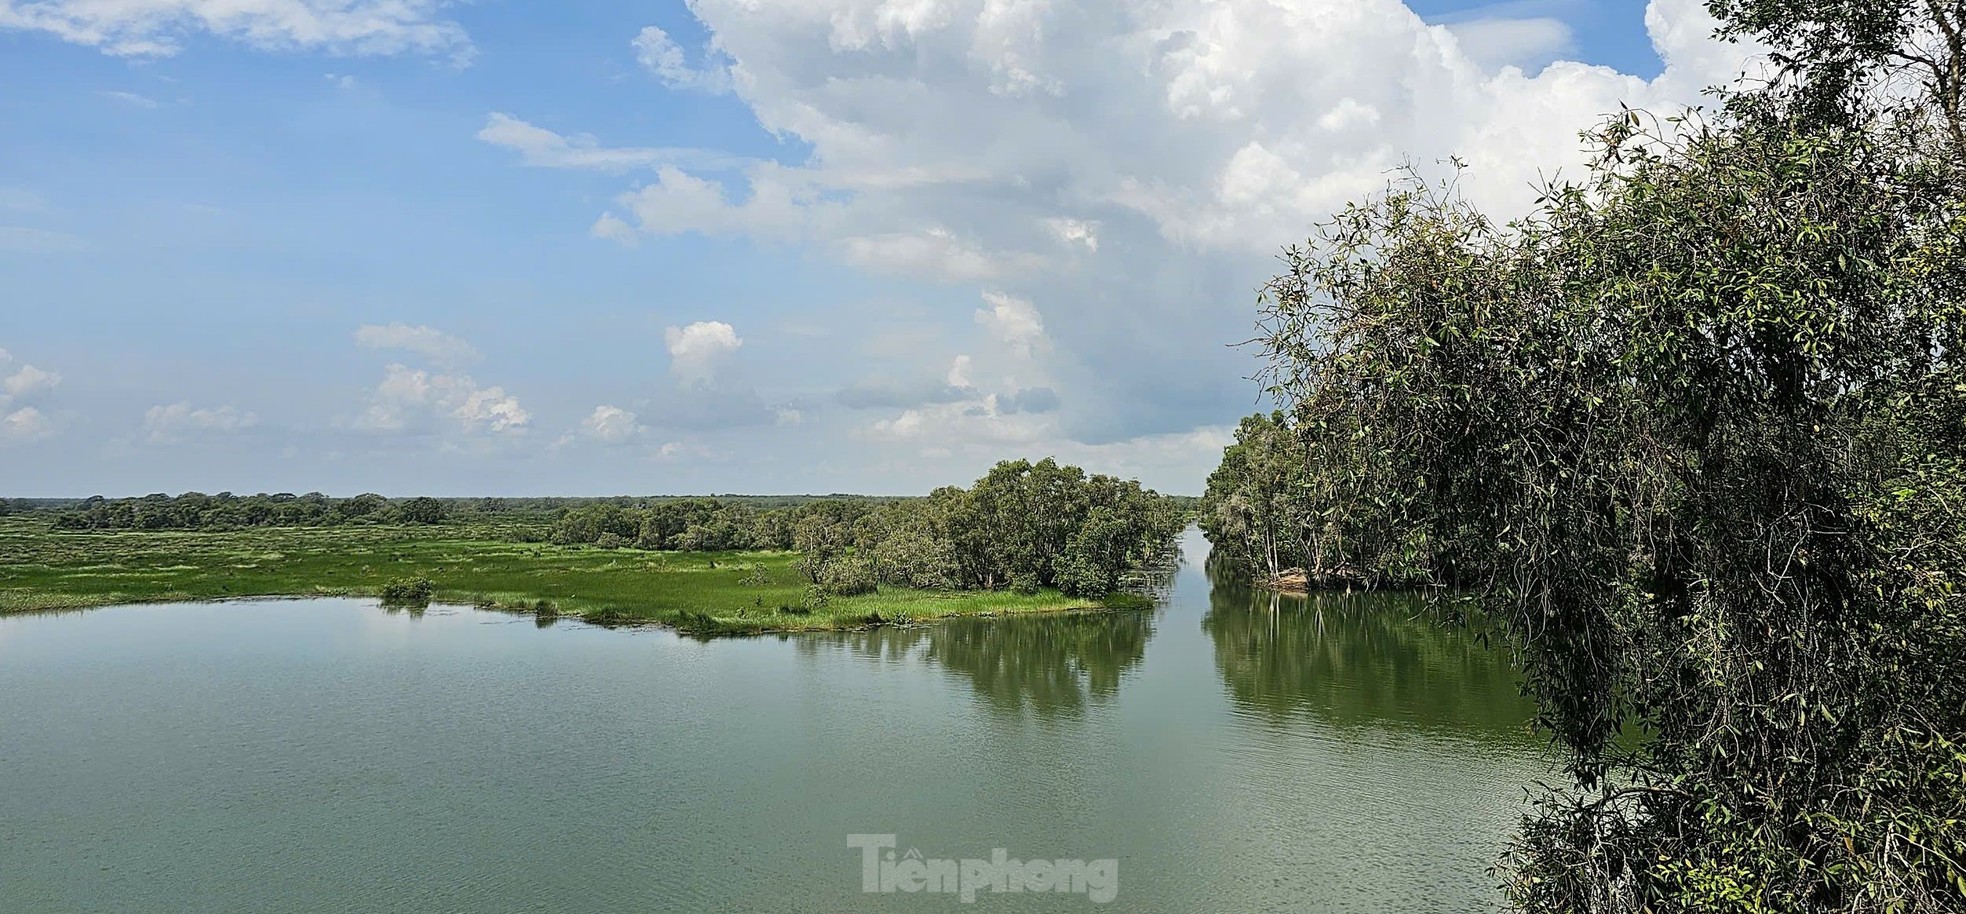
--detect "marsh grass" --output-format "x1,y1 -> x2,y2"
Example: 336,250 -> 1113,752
0,517 -> 1119,635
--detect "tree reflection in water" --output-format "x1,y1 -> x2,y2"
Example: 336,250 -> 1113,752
818,610 -> 1155,718
1203,567 -> 1537,739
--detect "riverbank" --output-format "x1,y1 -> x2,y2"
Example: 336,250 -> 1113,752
0,518 -> 1142,636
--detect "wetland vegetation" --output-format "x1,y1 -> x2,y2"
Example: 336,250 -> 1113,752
1,458 -> 1180,636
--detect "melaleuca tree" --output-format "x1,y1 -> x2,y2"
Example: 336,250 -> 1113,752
1250,4 -> 1966,908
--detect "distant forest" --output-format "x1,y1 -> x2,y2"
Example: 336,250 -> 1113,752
7,460 -> 1192,603
3,492 -> 908,530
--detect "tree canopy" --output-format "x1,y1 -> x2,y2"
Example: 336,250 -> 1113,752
1214,1 -> 1966,909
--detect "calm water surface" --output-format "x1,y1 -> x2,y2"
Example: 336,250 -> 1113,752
1,529 -> 1549,912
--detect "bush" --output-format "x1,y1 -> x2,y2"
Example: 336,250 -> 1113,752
817,556 -> 878,596
595,532 -> 627,549
378,576 -> 434,606
1009,572 -> 1042,595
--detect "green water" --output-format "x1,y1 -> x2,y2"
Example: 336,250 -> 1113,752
0,529 -> 1548,912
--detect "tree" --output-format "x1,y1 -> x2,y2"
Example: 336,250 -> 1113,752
397,496 -> 448,525
1242,10 -> 1966,908
337,493 -> 387,521
1710,0 -> 1966,151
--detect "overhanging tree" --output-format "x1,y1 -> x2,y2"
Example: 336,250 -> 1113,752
1248,3 -> 1966,909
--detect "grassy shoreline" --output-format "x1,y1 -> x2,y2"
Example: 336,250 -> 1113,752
0,518 -> 1144,636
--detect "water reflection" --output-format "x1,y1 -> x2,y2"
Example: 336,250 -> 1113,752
808,610 -> 1154,717
1203,575 -> 1537,739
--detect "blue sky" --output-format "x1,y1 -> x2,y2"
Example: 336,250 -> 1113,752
0,0 -> 1750,496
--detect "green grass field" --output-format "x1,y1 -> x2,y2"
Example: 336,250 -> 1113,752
0,517 -> 1135,636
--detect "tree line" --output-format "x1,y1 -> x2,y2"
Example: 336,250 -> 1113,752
1202,0 -> 1966,909
552,458 -> 1186,600
50,492 -> 452,530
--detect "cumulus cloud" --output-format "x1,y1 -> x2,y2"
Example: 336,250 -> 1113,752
0,348 -> 57,444
357,364 -> 529,435
664,320 -> 743,386
1443,17 -> 1576,73
587,0 -> 1755,256
632,25 -> 732,92
3,361 -> 60,399
975,291 -> 1047,358
0,405 -> 53,444
0,349 -> 61,444
596,166 -> 811,241
0,0 -> 472,60
867,398 -> 1046,446
353,322 -> 479,366
1044,217 -> 1100,252
142,402 -> 257,443
580,405 -> 644,444
539,0 -> 1760,448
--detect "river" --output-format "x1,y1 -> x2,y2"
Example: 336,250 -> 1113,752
0,528 -> 1549,912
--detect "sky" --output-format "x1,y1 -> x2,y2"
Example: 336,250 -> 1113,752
0,0 -> 1759,497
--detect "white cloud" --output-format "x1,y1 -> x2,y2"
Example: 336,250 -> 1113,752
357,364 -> 529,435
868,399 -> 1046,446
577,1 -> 1757,256
1444,17 -> 1576,73
1044,217 -> 1100,252
97,89 -> 159,108
0,348 -> 62,446
664,320 -> 743,386
0,0 -> 472,60
975,291 -> 1047,358
142,402 -> 257,443
632,25 -> 732,92
3,362 -> 59,398
945,354 -> 973,389
597,165 -> 810,240
580,405 -> 644,444
654,440 -> 717,462
838,228 -> 1039,282
476,114 -> 731,174
0,406 -> 53,444
557,0 -> 1759,449
353,322 -> 479,366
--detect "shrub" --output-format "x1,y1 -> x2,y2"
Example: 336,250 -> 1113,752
1009,572 -> 1042,595
378,576 -> 434,606
595,532 -> 626,549
817,556 -> 878,596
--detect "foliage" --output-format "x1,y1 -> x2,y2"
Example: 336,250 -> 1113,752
378,577 -> 433,607
1232,6 -> 1966,909
0,516 -> 1108,636
547,458 -> 1185,601
395,495 -> 450,522
816,555 -> 878,597
1709,0 -> 1966,152
55,491 -> 367,530
1198,411 -> 1428,587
